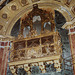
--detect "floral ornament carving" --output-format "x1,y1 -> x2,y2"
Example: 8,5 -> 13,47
10,66 -> 16,74
2,13 -> 7,19
11,5 -> 16,11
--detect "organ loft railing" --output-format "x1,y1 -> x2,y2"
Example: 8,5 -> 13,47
8,4 -> 62,75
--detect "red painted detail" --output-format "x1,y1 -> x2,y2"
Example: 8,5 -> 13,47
1,42 -> 5,46
0,41 -> 10,75
70,28 -> 74,32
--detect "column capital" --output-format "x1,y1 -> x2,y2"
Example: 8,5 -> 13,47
0,35 -> 14,41
62,18 -> 75,35
62,18 -> 75,29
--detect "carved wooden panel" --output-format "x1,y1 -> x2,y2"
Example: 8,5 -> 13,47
27,38 -> 40,48
41,35 -> 54,45
14,41 -> 25,50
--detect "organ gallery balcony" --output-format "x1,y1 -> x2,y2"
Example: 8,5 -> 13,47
9,31 -> 62,62
8,31 -> 62,74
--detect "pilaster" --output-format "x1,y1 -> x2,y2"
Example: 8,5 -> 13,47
62,18 -> 75,75
0,35 -> 14,75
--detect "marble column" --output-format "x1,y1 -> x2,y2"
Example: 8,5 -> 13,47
0,41 -> 10,75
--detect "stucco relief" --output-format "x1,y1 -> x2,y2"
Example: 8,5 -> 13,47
2,13 -> 7,19
11,5 -> 17,11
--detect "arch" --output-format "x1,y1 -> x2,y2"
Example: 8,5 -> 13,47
0,0 -> 74,36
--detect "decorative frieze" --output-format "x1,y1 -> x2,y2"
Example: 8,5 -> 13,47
54,60 -> 61,72
39,62 -> 46,73
17,65 -> 23,68
24,64 -> 31,74
9,59 -> 61,74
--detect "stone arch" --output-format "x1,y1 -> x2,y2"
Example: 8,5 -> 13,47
0,0 -> 75,36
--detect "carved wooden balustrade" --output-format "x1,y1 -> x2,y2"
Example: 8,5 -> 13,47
8,31 -> 62,75
10,31 -> 62,62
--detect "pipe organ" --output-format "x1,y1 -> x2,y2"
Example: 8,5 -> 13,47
8,4 -> 62,75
